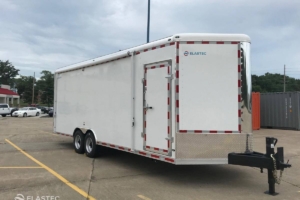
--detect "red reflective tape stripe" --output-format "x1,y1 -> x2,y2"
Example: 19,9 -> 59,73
238,65 -> 241,72
194,130 -> 202,133
177,115 -> 179,122
152,47 -> 156,50
136,51 -> 140,55
179,130 -> 187,133
151,66 -> 156,69
231,41 -> 238,44
176,56 -> 179,63
176,71 -> 179,78
118,147 -> 125,150
176,100 -> 179,108
146,145 -> 150,148
225,131 -> 233,133
151,154 -> 160,159
176,85 -> 179,93
217,41 -> 224,44
139,151 -> 147,155
144,49 -> 148,52
154,147 -> 159,151
168,66 -> 170,74
176,42 -> 179,49
160,44 -> 165,48
187,41 -> 194,44
160,65 -> 165,68
238,95 -> 241,102
202,41 -> 209,44
165,158 -> 174,163
168,97 -> 170,105
238,80 -> 241,87
238,110 -> 241,117
170,42 -> 175,45
110,144 -> 115,147
163,149 -> 168,152
168,112 -> 170,119
145,68 -> 147,73
209,130 -> 217,133
102,143 -> 107,146
238,50 -> 240,58
239,125 -> 241,131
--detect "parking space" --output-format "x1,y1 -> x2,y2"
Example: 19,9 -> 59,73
0,116 -> 299,200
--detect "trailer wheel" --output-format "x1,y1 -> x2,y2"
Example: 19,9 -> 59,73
73,130 -> 85,154
84,132 -> 98,158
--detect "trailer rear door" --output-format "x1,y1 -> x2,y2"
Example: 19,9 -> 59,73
177,42 -> 240,133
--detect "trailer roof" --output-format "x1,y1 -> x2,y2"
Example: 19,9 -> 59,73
56,33 -> 250,73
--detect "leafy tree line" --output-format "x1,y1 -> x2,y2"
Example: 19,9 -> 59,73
252,73 -> 300,93
1,60 -> 299,105
0,60 -> 54,105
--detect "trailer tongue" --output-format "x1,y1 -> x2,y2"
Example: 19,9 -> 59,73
228,137 -> 291,195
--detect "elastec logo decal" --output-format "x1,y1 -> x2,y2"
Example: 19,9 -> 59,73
184,51 -> 206,56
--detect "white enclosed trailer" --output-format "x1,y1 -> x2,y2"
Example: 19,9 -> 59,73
54,33 -> 253,165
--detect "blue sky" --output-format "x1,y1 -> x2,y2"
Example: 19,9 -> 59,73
0,0 -> 299,78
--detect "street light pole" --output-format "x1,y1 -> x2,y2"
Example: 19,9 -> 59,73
32,72 -> 35,104
147,0 -> 150,43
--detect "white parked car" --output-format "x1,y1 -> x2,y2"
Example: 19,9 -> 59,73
0,103 -> 11,117
12,107 -> 41,117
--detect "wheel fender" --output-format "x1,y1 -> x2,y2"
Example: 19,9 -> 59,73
86,129 -> 97,142
73,128 -> 97,142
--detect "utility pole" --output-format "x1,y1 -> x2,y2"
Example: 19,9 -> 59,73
147,0 -> 150,43
32,72 -> 35,104
283,65 -> 286,92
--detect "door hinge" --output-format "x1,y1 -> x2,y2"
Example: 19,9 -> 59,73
165,74 -> 173,79
165,137 -> 174,143
141,132 -> 145,138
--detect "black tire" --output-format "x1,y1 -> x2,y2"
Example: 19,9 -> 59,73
36,112 -> 40,116
73,130 -> 85,154
1,114 -> 6,117
23,113 -> 27,117
84,132 -> 98,158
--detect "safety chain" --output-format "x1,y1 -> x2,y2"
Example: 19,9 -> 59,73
270,154 -> 283,184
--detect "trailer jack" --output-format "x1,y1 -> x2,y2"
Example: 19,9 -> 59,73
228,137 -> 291,195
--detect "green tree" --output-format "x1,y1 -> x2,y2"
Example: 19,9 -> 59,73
0,60 -> 19,86
252,73 -> 300,93
36,70 -> 54,106
15,75 -> 37,104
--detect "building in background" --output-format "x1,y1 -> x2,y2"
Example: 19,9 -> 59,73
0,84 -> 20,107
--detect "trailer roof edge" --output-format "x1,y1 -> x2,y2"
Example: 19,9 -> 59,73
55,33 -> 250,73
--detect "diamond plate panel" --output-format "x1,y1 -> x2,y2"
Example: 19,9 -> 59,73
176,134 -> 253,159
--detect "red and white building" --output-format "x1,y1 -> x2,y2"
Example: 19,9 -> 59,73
0,85 -> 20,106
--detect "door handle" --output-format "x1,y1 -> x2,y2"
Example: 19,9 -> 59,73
144,104 -> 153,110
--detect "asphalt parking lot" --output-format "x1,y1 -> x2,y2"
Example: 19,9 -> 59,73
0,116 -> 299,200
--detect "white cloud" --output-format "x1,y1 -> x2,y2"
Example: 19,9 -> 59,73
0,0 -> 299,78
